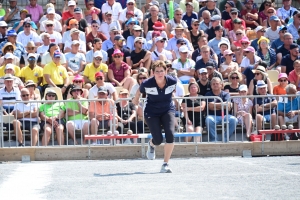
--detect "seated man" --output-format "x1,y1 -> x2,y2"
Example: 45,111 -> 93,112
65,86 -> 89,145
88,72 -> 117,100
196,68 -> 211,96
12,88 -> 39,147
195,45 -> 217,71
253,80 -> 277,132
89,86 -> 118,144
0,53 -> 21,77
39,89 -> 66,146
65,40 -> 86,76
86,38 -> 108,64
130,37 -> 152,72
206,61 -> 223,81
205,77 -> 237,142
0,64 -> 24,90
0,74 -> 21,113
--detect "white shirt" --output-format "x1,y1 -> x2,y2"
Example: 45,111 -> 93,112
48,31 -> 62,45
129,83 -> 139,98
40,19 -> 62,33
146,31 -> 168,41
99,21 -> 122,39
88,83 -> 116,99
172,58 -> 195,82
13,102 -> 38,122
41,52 -> 66,65
64,40 -> 86,53
264,27 -> 279,43
277,6 -> 297,20
0,87 -> 21,107
16,31 -> 41,47
118,8 -> 143,23
62,30 -> 86,43
240,55 -> 261,68
86,49 -> 108,63
37,45 -> 49,55
151,49 -> 172,61
126,36 -> 148,51
101,2 -> 123,21
39,14 -> 62,24
167,19 -> 188,31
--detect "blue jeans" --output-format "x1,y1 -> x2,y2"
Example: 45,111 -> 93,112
205,115 -> 238,142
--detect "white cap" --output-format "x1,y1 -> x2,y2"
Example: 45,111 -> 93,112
199,68 -> 207,74
254,26 -> 264,32
93,51 -> 103,58
0,21 -> 7,27
155,36 -> 166,43
127,0 -> 135,3
47,7 -> 55,14
256,80 -> 267,88
134,37 -> 144,43
72,40 -> 80,45
109,26 -> 118,32
68,0 -> 76,6
5,63 -> 14,71
28,53 -> 36,58
4,53 -> 14,59
238,84 -> 248,91
179,45 -> 189,53
132,25 -> 142,30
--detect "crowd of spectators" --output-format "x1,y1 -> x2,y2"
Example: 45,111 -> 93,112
1,0 -> 300,146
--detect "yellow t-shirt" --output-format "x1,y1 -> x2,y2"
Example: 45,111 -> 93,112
0,64 -> 21,77
20,65 -> 43,85
83,63 -> 108,83
43,61 -> 68,85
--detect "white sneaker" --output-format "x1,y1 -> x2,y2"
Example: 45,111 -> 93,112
160,163 -> 172,173
146,141 -> 155,160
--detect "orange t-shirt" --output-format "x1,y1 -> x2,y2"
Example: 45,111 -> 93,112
89,100 -> 113,121
273,85 -> 286,95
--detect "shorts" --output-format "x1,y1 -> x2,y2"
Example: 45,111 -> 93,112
284,116 -> 299,123
66,120 -> 89,129
97,120 -> 110,129
19,120 -> 40,131
263,114 -> 271,122
40,118 -> 66,132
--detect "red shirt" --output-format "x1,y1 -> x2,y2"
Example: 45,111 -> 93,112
86,32 -> 108,50
240,9 -> 258,29
224,18 -> 246,31
62,11 -> 73,21
109,62 -> 130,83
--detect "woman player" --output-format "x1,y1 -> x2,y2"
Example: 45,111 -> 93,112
132,60 -> 177,173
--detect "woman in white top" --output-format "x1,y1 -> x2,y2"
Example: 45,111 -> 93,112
129,72 -> 148,98
220,49 -> 239,80
166,8 -> 190,41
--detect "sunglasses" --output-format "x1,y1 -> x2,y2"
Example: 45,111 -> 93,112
136,42 -> 144,44
72,24 -> 79,26
180,43 -> 186,45
158,40 -> 164,43
113,32 -> 119,35
46,24 -> 53,27
166,65 -> 172,68
231,12 -> 237,15
27,47 -> 35,50
92,25 -> 99,28
265,4 -> 271,7
281,30 -> 287,33
241,43 -> 249,45
96,77 -> 103,81
231,76 -> 239,79
139,77 -> 147,80
47,94 -> 56,97
113,55 -> 121,58
255,73 -> 261,76
259,30 -> 266,32
22,94 -> 29,97
127,3 -> 134,5
74,81 -> 82,83
244,51 -> 250,53
279,79 -> 287,82
24,26 -> 31,28
94,57 -> 102,61
28,57 -> 36,61
88,3 -> 94,6
236,33 -> 242,35
26,85 -> 35,88
0,26 -> 7,29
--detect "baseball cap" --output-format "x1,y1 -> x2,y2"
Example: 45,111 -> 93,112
7,30 -> 17,37
0,21 -> 7,27
270,15 -> 279,21
254,26 -> 264,32
126,10 -> 134,16
72,40 -> 80,45
155,36 -> 166,43
230,8 -> 239,13
74,8 -> 82,13
69,19 -> 77,25
199,68 -> 208,74
95,71 -> 104,78
20,9 -> 28,14
226,1 -> 235,7
53,50 -> 61,58
192,18 -> 199,24
68,0 -> 76,6
134,37 -> 144,43
179,45 -> 189,53
5,63 -> 14,71
152,21 -> 165,30
176,39 -> 186,44
47,7 -> 55,14
114,35 -> 125,41
105,11 -> 112,15
4,53 -> 14,59
233,18 -> 242,23
149,0 -> 159,6
132,25 -> 142,30
279,26 -> 287,32
223,49 -> 234,56
127,0 -> 135,4
98,86 -> 108,94
70,86 -> 83,94
243,46 -> 255,53
211,15 -> 221,21
45,20 -> 54,25
25,80 -> 36,87
93,51 -> 103,58
238,84 -> 248,92
28,53 -> 36,58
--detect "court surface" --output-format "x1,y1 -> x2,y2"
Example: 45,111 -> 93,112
1,156 -> 300,200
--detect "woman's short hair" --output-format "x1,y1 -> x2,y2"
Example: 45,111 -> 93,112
188,82 -> 200,93
151,60 -> 166,71
228,71 -> 242,82
136,72 -> 148,84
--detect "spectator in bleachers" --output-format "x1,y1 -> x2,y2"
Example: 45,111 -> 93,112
276,33 -> 294,67
65,41 -> 86,76
130,37 -> 152,72
261,7 -> 276,28
129,71 -> 148,98
264,16 -> 280,44
101,0 -> 123,21
143,5 -> 165,35
84,51 -> 108,81
25,0 -> 43,26
99,11 -> 122,39
41,43 -> 66,68
192,36 -> 217,63
240,46 -> 261,73
249,65 -> 272,95
0,64 -> 23,90
171,39 -> 192,59
253,80 -> 277,132
287,10 -> 300,40
198,0 -> 221,21
251,26 -> 266,51
47,1 -> 62,17
189,19 -> 203,50
181,82 -> 205,142
233,84 -> 253,140
224,8 -> 246,32
41,4 -> 62,22
107,35 -> 131,65
281,43 -> 300,76
219,0 -> 243,13
89,86 -> 118,144
0,30 -> 26,59
16,20 -> 41,48
84,0 -> 101,25
43,51 -> 69,94
196,68 -> 211,96
25,80 -> 41,100
221,1 -> 235,26
172,45 -> 195,84
167,8 -> 190,41
67,75 -> 89,99
199,10 -> 211,32
182,2 -> 198,30
205,77 -> 237,142
273,73 -> 288,95
258,0 -> 272,25
0,42 -> 19,66
159,0 -> 179,23
256,36 -> 276,70
108,49 -> 136,90
37,33 -> 50,55
86,20 -> 107,51
20,41 -> 41,68
199,0 -> 207,10
208,25 -> 229,55
288,60 -> 300,91
88,71 -> 117,100
224,71 -> 242,95
62,19 -> 86,43
127,25 -> 147,51
0,53 -> 20,77
64,28 -> 86,54
206,15 -> 226,41
65,86 -> 89,145
19,53 -> 43,88
0,21 -> 8,44
123,18 -> 138,40
5,0 -> 23,27
151,36 -> 172,61
12,88 -> 40,147
180,0 -> 199,13
12,9 -> 37,34
277,0 -> 297,25
65,8 -> 89,34
102,26 -> 120,51
228,19 -> 244,43
231,30 -> 247,51
44,20 -> 63,50
39,89 -> 66,146
62,0 -> 76,24
0,74 -> 21,113
86,38 -> 108,64
119,0 -> 143,25
206,61 -> 223,81
220,49 -> 239,80
195,45 -> 217,71
40,8 -> 62,33
166,24 -> 193,52
241,0 -> 258,29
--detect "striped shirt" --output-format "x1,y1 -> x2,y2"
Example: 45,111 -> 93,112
0,87 -> 21,107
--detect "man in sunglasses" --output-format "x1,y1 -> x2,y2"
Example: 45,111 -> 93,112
287,10 -> 300,40
102,26 -> 120,51
99,11 -> 122,39
277,0 -> 297,25
107,35 -> 131,65
62,19 -> 86,44
65,40 -> 86,76
0,21 -> 8,44
84,51 -> 108,84
119,0 -> 143,25
0,64 -> 24,89
224,8 -> 246,32
126,25 -> 147,51
206,15 -> 226,41
40,8 -> 62,33
130,37 -> 152,72
16,20 -> 41,48
19,41 -> 41,68
151,36 -> 172,61
44,20 -> 63,50
251,26 -> 266,51
271,26 -> 286,50
11,88 -> 40,147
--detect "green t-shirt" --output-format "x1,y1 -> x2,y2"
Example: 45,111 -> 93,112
65,99 -> 88,120
39,102 -> 65,117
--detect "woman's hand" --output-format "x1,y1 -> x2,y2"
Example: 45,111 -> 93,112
187,119 -> 192,125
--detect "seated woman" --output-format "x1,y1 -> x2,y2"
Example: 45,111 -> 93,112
224,71 -> 242,96
181,82 -> 205,142
219,49 -> 239,80
39,89 -> 66,146
233,85 -> 253,140
25,80 -> 41,100
248,66 -> 272,96
256,36 -> 276,70
231,29 -> 246,50
108,49 -> 136,91
273,73 -> 288,99
228,19 -> 244,43
129,72 -> 148,98
288,60 -> 300,91
67,75 -> 89,99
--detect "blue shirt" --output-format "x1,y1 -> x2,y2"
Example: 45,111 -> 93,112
278,97 -> 300,113
166,37 -> 193,51
195,58 -> 217,71
12,21 -> 38,33
251,39 -> 258,51
207,37 -> 229,55
101,39 -> 114,51
287,23 -> 299,40
140,75 -> 177,117
182,12 -> 198,30
271,38 -> 284,50
0,41 -> 25,58
205,90 -> 229,116
253,94 -> 276,115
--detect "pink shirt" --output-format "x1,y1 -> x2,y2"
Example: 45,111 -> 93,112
109,62 -> 130,83
288,70 -> 300,90
25,4 -> 43,23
